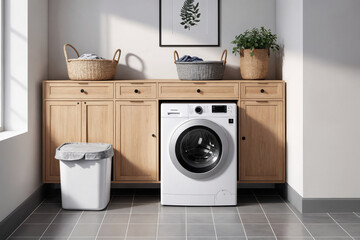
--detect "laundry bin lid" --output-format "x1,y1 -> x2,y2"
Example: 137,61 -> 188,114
55,142 -> 113,161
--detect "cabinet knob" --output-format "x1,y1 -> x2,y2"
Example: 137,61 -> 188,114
197,89 -> 201,93
242,136 -> 246,140
77,102 -> 79,104
152,134 -> 156,137
260,89 -> 265,93
84,102 -> 86,104
134,89 -> 139,93
80,89 -> 85,93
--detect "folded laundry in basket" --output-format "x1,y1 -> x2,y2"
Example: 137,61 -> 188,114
177,55 -> 204,62
78,53 -> 103,60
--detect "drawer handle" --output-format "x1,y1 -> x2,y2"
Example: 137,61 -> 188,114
260,89 -> 265,93
80,89 -> 85,93
242,136 -> 246,140
134,89 -> 139,94
197,89 -> 201,93
152,134 -> 156,137
256,100 -> 269,103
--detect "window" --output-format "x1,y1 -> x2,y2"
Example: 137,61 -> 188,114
0,0 -> 3,132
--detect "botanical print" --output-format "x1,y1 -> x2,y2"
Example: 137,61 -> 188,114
180,0 -> 201,30
160,0 -> 218,46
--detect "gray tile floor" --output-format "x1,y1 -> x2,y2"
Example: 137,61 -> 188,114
7,189 -> 360,240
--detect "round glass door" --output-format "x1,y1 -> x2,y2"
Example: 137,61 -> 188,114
175,126 -> 222,173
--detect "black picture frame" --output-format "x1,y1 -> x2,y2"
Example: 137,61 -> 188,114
159,0 -> 220,47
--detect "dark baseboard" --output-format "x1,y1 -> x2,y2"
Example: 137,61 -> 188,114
0,184 -> 47,240
277,183 -> 303,212
279,183 -> 360,213
303,198 -> 360,213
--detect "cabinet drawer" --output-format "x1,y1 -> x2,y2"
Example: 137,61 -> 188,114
159,83 -> 239,99
44,82 -> 114,99
115,83 -> 156,99
240,83 -> 283,99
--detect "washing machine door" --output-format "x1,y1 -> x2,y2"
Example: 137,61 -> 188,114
169,119 -> 229,179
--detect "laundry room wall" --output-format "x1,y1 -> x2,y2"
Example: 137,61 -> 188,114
0,0 -> 48,222
48,0 -> 276,80
302,0 -> 360,198
276,0 -> 304,199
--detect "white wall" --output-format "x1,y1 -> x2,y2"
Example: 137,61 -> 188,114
0,0 -> 48,221
276,0 -> 304,196
303,0 -> 360,198
48,0 -> 276,80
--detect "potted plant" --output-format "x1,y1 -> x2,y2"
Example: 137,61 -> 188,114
232,26 -> 279,80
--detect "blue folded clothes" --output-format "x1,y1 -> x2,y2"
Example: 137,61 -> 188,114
177,55 -> 204,62
78,53 -> 103,60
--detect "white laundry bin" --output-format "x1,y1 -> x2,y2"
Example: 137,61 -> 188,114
55,143 -> 113,210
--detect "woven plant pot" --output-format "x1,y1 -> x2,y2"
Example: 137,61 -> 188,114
240,49 -> 269,80
64,44 -> 121,81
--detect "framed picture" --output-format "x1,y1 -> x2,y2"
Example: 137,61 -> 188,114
159,0 -> 220,47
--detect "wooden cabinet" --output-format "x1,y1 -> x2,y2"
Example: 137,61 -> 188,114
116,83 -> 156,99
44,82 -> 114,99
240,82 -> 283,99
43,80 -> 285,184
239,100 -> 285,182
43,100 -> 114,182
158,82 -> 239,99
115,101 -> 158,182
43,101 -> 82,182
81,101 -> 114,144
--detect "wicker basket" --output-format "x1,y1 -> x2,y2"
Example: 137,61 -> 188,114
64,44 -> 121,81
174,50 -> 227,80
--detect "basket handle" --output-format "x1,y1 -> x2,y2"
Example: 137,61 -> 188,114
64,44 -> 80,62
174,50 -> 179,64
113,49 -> 121,62
220,49 -> 227,66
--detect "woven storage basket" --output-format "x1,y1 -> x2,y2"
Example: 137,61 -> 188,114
64,44 -> 121,81
174,50 -> 227,80
240,49 -> 269,80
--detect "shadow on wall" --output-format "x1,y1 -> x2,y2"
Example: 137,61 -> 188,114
275,44 -> 284,80
223,64 -> 242,80
115,53 -> 146,80
48,0 -> 278,80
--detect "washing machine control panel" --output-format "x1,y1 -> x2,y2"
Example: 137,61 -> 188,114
189,104 -> 236,117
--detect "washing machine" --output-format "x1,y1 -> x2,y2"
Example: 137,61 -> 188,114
161,103 -> 237,206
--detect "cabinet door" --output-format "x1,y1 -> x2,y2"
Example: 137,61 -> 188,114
240,100 -> 285,182
115,101 -> 158,181
44,101 -> 82,182
81,101 -> 114,145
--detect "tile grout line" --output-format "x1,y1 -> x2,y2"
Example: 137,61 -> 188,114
94,196 -> 111,239
252,192 -> 278,240
277,195 -> 316,240
185,206 -> 188,240
124,193 -> 135,239
155,202 -> 160,240
236,206 -> 248,240
6,199 -> 47,240
327,213 -> 355,240
39,208 -> 62,239
210,207 -> 218,240
66,210 -> 84,240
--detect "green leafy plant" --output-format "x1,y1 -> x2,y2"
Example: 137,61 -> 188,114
231,26 -> 279,56
180,0 -> 201,30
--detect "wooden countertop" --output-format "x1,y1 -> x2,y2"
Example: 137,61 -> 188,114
43,79 -> 285,83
